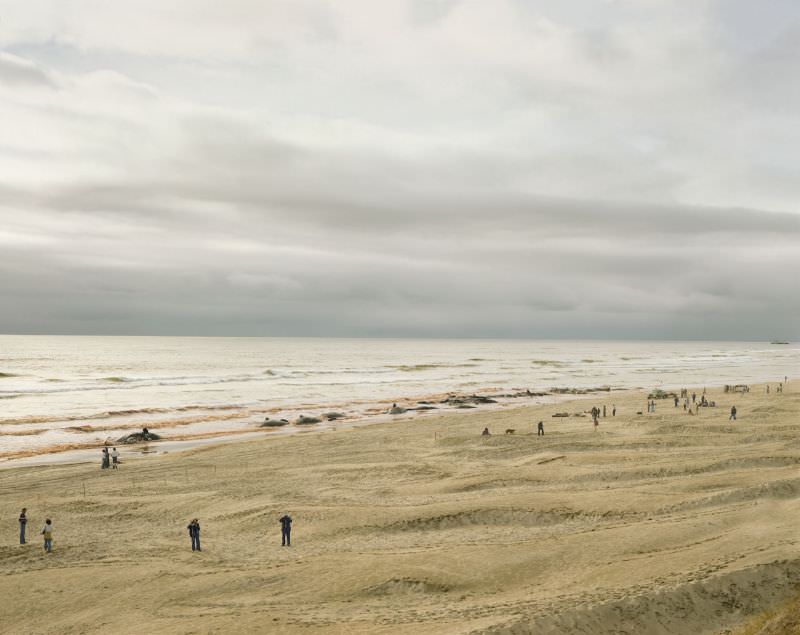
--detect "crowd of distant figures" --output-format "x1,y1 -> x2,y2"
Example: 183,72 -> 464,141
480,376 -> 788,433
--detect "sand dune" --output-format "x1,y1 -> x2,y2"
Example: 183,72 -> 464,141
0,383 -> 798,634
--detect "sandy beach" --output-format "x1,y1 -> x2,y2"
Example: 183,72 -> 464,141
1,382 -> 798,634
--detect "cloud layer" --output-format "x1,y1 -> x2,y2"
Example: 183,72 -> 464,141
1,0 -> 798,338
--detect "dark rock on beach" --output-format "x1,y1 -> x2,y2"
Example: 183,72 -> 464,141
296,415 -> 322,425
389,406 -> 407,415
648,389 -> 678,400
496,390 -> 549,398
116,431 -> 161,444
550,386 -> 612,394
440,394 -> 498,407
324,412 -> 345,421
262,418 -> 289,427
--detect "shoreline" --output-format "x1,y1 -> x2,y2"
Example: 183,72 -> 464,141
1,374 -> 786,468
0,386 -> 615,468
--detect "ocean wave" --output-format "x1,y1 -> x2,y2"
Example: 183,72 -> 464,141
1,373 -> 279,395
387,363 -> 479,372
0,402 -> 248,426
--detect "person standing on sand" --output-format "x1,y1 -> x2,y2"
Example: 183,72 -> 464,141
280,514 -> 292,546
674,396 -> 679,408
612,405 -> 616,416
19,508 -> 27,544
537,421 -> 544,436
187,519 -> 201,551
101,447 -> 109,469
692,392 -> 696,404
111,447 -> 119,469
603,405 -> 606,417
730,406 -> 737,421
41,519 -> 53,553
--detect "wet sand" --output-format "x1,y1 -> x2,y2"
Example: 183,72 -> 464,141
0,383 -> 797,634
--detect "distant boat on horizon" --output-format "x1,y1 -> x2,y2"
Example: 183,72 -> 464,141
770,340 -> 790,345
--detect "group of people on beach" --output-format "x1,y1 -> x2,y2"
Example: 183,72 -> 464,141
480,376 -> 788,437
100,447 -> 119,470
481,402 -> 617,435
16,507 -> 293,553
590,404 -> 615,429
186,514 -> 291,551
17,508 -> 54,553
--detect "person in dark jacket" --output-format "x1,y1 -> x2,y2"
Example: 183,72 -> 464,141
280,514 -> 292,546
19,508 -> 27,544
187,519 -> 201,551
537,421 -> 544,436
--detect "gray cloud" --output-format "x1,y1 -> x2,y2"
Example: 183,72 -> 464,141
0,1 -> 798,339
0,51 -> 55,87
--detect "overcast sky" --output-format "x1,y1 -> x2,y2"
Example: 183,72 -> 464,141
1,1 -> 798,339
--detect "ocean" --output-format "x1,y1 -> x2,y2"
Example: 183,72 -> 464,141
1,336 -> 796,463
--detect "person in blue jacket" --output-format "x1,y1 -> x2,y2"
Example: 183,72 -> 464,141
280,514 -> 292,546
